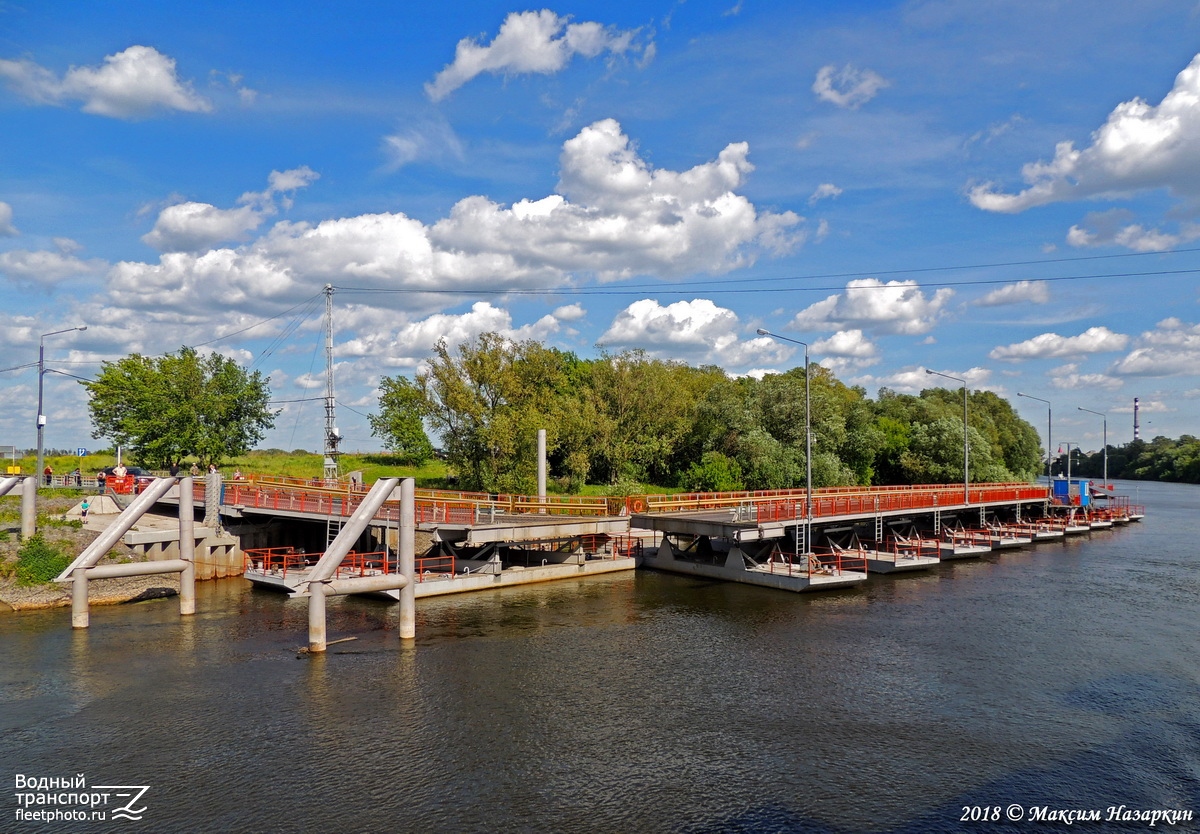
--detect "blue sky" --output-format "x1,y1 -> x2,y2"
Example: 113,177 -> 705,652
2,0 -> 1199,459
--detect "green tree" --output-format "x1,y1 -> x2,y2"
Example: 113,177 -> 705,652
83,347 -> 276,468
418,333 -> 570,493
681,451 -> 745,492
369,376 -> 434,464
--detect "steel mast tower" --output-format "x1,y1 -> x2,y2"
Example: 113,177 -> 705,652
323,284 -> 340,481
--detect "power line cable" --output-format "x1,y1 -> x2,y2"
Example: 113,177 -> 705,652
0,361 -> 38,374
333,266 -> 1200,299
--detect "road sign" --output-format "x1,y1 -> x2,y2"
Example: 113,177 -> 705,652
76,448 -> 89,456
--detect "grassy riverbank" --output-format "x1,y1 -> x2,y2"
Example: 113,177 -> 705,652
8,450 -> 679,496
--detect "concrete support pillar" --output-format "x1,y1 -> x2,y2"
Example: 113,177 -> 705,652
537,428 -> 546,513
20,477 -> 36,538
71,570 -> 89,629
399,478 -> 415,640
308,581 -> 327,653
179,476 -> 196,616
204,471 -> 222,529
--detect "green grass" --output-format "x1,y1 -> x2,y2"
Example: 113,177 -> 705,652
7,450 -> 684,495
14,534 -> 69,586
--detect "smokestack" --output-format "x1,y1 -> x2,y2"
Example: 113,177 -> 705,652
1133,397 -> 1140,441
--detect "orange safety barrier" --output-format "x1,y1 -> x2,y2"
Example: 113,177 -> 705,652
760,547 -> 868,578
210,478 -> 1054,527
243,546 -> 310,577
860,537 -> 941,559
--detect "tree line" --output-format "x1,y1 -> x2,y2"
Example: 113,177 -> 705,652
1060,436 -> 1200,484
370,333 -> 1045,494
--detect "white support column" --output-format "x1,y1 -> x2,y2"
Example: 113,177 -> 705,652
21,477 -> 36,539
178,476 -> 196,616
308,582 -> 327,652
399,478 -> 415,640
72,569 -> 88,629
537,429 -> 547,513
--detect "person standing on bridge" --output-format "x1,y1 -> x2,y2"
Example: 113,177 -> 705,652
190,462 -> 200,476
43,465 -> 52,486
169,462 -> 180,477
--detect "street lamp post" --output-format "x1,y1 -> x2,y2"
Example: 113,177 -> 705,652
36,326 -> 87,492
1017,392 -> 1052,488
756,329 -> 811,555
926,368 -> 969,504
1078,407 -> 1108,488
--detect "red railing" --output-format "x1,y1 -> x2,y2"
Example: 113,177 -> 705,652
759,547 -> 868,578
860,537 -> 942,560
942,529 -> 994,547
243,546 -> 310,578
196,477 -> 1056,529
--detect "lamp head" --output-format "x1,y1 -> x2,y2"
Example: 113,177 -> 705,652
756,329 -> 770,336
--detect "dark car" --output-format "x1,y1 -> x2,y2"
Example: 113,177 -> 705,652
100,466 -> 152,478
100,466 -> 159,486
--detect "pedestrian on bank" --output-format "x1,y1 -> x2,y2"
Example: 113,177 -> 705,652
43,465 -> 52,486
80,499 -> 89,522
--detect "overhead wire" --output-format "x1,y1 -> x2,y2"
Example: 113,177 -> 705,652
333,265 -> 1200,298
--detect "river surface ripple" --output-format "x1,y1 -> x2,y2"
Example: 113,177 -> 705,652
2,479 -> 1198,833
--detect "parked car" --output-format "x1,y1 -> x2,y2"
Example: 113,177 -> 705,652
100,465 -> 153,479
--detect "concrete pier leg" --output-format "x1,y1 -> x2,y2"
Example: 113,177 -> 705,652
178,476 -> 196,616
20,478 -> 36,538
308,581 -> 327,652
399,478 -> 415,640
71,570 -> 89,629
537,429 -> 546,512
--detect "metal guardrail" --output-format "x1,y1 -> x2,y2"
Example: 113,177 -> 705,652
188,477 -> 1052,527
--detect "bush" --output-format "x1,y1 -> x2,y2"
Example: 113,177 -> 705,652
15,534 -> 70,586
681,452 -> 744,492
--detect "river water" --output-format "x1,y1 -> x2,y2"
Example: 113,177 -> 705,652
2,480 -> 1198,833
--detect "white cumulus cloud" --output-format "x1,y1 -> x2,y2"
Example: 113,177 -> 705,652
812,64 -> 889,109
0,45 -> 211,119
0,249 -> 106,285
852,365 -> 992,395
811,329 -> 878,373
791,278 -> 953,335
1108,317 -> 1200,377
141,166 -> 320,253
989,326 -> 1129,362
1048,363 -> 1123,391
970,52 -> 1200,213
976,280 -> 1050,306
599,298 -> 790,367
1065,209 -> 1200,253
104,121 -> 799,321
337,301 -> 570,369
0,202 -> 17,236
426,10 -> 643,101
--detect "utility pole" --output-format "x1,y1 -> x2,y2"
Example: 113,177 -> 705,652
323,284 -> 340,481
